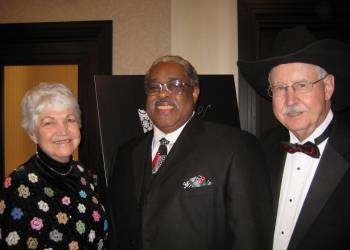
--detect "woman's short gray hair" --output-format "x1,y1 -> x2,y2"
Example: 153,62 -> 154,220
21,82 -> 81,135
145,55 -> 199,87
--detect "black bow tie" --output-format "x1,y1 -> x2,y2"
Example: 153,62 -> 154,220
281,120 -> 334,158
281,141 -> 320,158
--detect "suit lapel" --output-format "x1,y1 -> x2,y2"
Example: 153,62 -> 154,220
132,134 -> 153,202
270,145 -> 287,217
266,128 -> 288,217
150,116 -> 202,189
288,121 -> 350,250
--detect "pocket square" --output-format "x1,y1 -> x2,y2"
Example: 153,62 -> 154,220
183,175 -> 212,189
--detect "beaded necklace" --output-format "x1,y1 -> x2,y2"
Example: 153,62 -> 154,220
36,153 -> 73,176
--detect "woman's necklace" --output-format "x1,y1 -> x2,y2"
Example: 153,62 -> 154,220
36,153 -> 73,176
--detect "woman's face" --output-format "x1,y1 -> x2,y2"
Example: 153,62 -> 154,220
30,107 -> 81,163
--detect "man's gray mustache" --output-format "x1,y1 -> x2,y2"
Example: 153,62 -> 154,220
283,105 -> 309,114
153,98 -> 179,109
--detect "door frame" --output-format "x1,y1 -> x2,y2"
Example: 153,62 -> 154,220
0,21 -> 112,185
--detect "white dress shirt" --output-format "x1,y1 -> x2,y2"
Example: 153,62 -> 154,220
151,112 -> 194,160
273,110 -> 333,250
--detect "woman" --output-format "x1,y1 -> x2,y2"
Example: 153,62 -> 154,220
0,83 -> 108,249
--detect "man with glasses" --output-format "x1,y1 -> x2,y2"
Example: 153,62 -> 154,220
108,55 -> 272,250
238,26 -> 350,250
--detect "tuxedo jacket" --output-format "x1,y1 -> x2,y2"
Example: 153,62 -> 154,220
108,117 -> 273,250
262,120 -> 350,250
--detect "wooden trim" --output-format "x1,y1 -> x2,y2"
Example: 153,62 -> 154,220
0,21 -> 112,185
0,67 -> 3,182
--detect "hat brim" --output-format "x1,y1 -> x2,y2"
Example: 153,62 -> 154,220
238,39 -> 350,111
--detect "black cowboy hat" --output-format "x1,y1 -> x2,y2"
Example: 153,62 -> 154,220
237,26 -> 350,111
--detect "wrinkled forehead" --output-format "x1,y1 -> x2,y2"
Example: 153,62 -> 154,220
269,62 -> 320,82
37,105 -> 77,119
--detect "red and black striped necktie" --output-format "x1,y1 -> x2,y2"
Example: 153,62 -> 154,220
152,138 -> 169,174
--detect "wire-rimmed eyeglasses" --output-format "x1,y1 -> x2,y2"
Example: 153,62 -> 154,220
145,78 -> 192,96
267,74 -> 329,98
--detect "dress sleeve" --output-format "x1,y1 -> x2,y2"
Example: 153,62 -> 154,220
0,168 -> 39,249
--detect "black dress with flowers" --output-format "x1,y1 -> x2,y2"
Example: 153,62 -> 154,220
0,148 -> 108,250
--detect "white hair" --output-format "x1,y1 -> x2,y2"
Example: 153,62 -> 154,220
21,82 -> 81,135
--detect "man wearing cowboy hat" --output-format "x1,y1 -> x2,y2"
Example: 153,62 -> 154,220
238,26 -> 350,250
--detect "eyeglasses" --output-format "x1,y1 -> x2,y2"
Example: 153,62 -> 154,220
145,78 -> 192,96
268,74 -> 329,98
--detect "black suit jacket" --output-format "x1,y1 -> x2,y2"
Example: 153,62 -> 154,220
262,119 -> 350,250
108,117 -> 273,250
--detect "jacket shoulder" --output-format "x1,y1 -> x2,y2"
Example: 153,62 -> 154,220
261,126 -> 287,144
328,119 -> 350,162
117,131 -> 151,154
199,120 -> 261,148
6,155 -> 36,179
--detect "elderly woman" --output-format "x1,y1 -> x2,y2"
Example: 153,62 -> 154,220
0,83 -> 108,249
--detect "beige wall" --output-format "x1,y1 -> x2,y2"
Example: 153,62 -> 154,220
0,0 -> 238,85
0,0 -> 171,75
171,0 -> 237,77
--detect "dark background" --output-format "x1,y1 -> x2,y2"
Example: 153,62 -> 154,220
94,74 -> 239,185
238,0 -> 350,137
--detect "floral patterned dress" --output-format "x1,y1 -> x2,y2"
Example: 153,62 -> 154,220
0,148 -> 108,249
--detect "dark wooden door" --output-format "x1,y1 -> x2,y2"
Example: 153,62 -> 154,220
0,21 -> 112,200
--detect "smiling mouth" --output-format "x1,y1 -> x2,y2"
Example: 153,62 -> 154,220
54,139 -> 71,144
286,111 -> 304,117
157,105 -> 174,110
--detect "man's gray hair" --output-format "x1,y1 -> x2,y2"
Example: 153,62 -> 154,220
316,65 -> 328,78
145,55 -> 199,87
21,82 -> 81,135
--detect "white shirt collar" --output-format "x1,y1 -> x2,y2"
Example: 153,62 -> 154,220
152,112 -> 195,147
289,110 -> 333,144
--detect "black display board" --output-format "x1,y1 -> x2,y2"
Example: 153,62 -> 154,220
94,75 -> 239,185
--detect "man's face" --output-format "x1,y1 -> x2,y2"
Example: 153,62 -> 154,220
270,62 -> 334,141
146,61 -> 200,134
